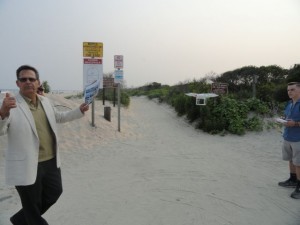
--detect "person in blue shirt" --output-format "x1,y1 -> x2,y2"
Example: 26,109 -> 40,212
278,82 -> 300,199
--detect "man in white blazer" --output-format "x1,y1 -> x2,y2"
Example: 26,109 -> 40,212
0,65 -> 90,225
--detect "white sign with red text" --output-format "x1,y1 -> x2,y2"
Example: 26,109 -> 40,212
83,58 -> 103,103
114,55 -> 123,69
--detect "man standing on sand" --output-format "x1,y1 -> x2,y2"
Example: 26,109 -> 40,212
278,82 -> 300,199
0,65 -> 89,224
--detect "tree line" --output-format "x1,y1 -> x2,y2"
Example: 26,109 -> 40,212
126,64 -> 300,135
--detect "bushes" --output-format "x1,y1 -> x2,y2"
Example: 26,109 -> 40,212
210,97 -> 249,135
185,98 -> 200,122
120,92 -> 130,107
193,97 -> 265,135
126,80 -> 272,135
95,88 -> 130,107
245,98 -> 270,114
173,94 -> 187,116
147,88 -> 169,103
244,116 -> 264,132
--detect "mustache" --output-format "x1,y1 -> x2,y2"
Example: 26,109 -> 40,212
23,85 -> 35,89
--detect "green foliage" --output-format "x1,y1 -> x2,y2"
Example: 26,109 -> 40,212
199,117 -> 227,134
127,83 -> 170,103
274,86 -> 289,102
244,116 -> 263,132
245,98 -> 270,114
124,63 -> 298,135
42,81 -> 50,93
147,87 -> 169,102
211,97 -> 249,135
286,64 -> 300,82
65,92 -> 83,99
185,97 -> 200,122
173,94 -> 187,116
120,92 -> 130,107
96,88 -> 130,107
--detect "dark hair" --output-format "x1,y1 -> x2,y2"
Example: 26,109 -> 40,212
16,65 -> 39,80
288,82 -> 300,87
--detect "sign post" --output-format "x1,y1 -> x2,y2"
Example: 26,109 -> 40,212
83,42 -> 103,127
114,55 -> 123,69
114,55 -> 124,132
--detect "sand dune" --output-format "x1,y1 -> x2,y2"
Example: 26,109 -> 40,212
1,95 -> 300,225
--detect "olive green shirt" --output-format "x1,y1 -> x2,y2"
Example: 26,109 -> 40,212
23,95 -> 55,162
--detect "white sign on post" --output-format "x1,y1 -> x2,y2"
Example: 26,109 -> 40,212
113,55 -> 124,132
114,70 -> 123,84
83,58 -> 103,104
114,55 -> 123,69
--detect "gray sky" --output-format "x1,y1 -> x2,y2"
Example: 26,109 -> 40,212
0,0 -> 299,90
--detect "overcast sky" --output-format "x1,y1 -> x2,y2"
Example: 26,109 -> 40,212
0,0 -> 299,90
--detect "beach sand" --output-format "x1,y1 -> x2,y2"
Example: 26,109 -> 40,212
1,95 -> 300,225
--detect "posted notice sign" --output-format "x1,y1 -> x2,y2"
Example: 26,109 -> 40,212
114,70 -> 123,84
83,58 -> 103,104
114,55 -> 123,69
83,58 -> 103,89
103,77 -> 117,88
211,83 -> 228,94
83,42 -> 103,58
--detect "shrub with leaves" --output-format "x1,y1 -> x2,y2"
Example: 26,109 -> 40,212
244,116 -> 263,131
210,97 -> 249,135
173,94 -> 188,116
245,98 -> 270,115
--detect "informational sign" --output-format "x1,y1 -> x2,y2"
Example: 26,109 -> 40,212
83,42 -> 103,58
114,70 -> 123,84
84,80 -> 100,105
83,58 -> 103,104
103,77 -> 117,88
114,55 -> 123,69
211,83 -> 228,94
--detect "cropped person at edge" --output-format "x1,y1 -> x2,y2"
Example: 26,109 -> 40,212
278,82 -> 300,199
0,65 -> 89,225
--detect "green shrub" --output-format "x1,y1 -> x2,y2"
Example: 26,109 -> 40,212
245,98 -> 270,114
210,97 -> 249,135
65,92 -> 83,99
201,118 -> 226,134
245,116 -> 263,131
173,94 -> 187,116
185,98 -> 200,122
121,92 -> 130,107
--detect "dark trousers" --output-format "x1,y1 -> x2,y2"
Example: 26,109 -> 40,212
10,157 -> 63,225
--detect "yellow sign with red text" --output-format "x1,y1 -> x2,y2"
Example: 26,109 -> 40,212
83,42 -> 103,58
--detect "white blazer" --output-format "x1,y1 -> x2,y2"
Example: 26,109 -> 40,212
0,94 -> 84,186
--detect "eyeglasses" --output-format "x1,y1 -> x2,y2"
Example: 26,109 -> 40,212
18,77 -> 37,82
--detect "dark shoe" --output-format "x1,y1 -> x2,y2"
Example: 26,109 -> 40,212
10,217 -> 16,225
291,188 -> 300,199
278,178 -> 297,188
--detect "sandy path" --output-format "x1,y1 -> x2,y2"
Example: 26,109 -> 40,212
1,96 -> 300,225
